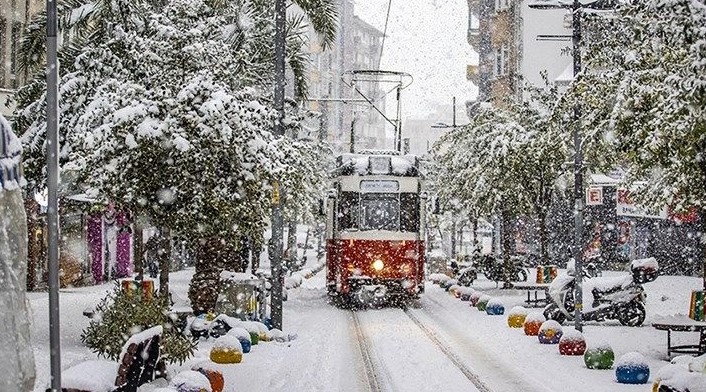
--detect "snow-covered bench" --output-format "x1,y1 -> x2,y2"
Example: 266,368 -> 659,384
61,326 -> 165,392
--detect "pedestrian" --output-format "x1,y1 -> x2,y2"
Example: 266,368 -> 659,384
0,113 -> 36,391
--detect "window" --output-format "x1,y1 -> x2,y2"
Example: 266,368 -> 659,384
494,0 -> 509,12
494,44 -> 508,77
360,193 -> 399,231
337,192 -> 359,230
400,193 -> 419,233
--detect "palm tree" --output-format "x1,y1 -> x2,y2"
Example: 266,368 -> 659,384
16,0 -> 338,109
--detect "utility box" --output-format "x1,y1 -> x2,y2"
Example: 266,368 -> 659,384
216,271 -> 267,321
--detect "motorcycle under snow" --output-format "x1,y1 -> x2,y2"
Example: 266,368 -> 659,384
543,257 -> 658,327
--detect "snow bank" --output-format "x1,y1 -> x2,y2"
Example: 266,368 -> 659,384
62,360 -> 118,392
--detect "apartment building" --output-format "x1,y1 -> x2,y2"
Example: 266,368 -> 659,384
0,0 -> 43,118
305,0 -> 387,153
467,0 -> 571,111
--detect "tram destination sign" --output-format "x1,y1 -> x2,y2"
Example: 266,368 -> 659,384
360,180 -> 399,193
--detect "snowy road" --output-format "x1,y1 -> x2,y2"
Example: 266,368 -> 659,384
29,267 -> 697,391
352,308 -> 485,392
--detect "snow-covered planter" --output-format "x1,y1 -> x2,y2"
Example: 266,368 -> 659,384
171,370 -> 213,392
538,320 -> 563,344
507,306 -> 528,328
227,327 -> 252,353
558,329 -> 586,355
476,294 -> 491,311
523,311 -> 546,336
266,328 -> 289,343
584,341 -> 614,369
615,352 -> 650,384
485,298 -> 504,315
443,279 -> 458,290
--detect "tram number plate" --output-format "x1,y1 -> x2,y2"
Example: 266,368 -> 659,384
360,180 -> 399,193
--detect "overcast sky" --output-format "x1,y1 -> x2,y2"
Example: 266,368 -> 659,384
353,0 -> 479,120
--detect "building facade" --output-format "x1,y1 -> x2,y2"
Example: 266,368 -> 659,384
467,0 -> 571,110
0,0 -> 43,118
304,0 -> 387,153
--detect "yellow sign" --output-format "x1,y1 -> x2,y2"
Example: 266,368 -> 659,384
272,181 -> 280,205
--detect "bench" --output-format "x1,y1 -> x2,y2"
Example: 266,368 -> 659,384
652,315 -> 706,358
60,326 -> 165,392
510,282 -> 551,308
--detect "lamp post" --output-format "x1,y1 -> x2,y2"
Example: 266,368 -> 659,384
46,0 -> 62,389
527,0 -> 599,332
270,0 -> 286,331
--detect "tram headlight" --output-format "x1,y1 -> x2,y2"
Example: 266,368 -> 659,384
372,259 -> 385,271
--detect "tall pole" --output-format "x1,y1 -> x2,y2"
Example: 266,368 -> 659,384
571,0 -> 584,332
270,0 -> 286,331
46,0 -> 62,389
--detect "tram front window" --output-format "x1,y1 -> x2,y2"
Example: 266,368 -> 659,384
360,194 -> 399,231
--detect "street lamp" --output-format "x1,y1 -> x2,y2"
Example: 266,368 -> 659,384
529,0 -> 585,333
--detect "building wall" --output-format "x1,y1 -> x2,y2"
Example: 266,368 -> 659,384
0,0 -> 43,118
304,1 -> 387,153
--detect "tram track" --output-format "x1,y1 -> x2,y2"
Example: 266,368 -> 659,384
402,308 -> 494,392
351,305 -> 492,392
351,310 -> 386,392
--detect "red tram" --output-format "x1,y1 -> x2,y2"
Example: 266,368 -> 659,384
324,152 -> 426,304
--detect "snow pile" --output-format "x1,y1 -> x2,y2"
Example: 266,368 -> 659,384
227,327 -> 251,342
266,328 -> 288,342
219,271 -> 258,283
170,370 -> 212,392
586,339 -> 612,351
118,325 -> 162,361
559,328 -> 584,342
212,335 -> 243,353
62,360 -> 118,392
539,320 -> 562,333
427,273 -> 449,284
285,273 -> 303,289
486,298 -> 503,307
508,306 -> 528,316
525,311 -> 546,323
631,257 -> 658,270
615,352 -> 647,367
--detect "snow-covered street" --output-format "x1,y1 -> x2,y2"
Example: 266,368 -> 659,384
27,265 -> 706,391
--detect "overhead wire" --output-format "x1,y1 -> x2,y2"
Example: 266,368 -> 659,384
378,0 -> 393,70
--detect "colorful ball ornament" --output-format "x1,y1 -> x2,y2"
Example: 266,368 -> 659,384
507,306 -> 528,328
171,370 -> 212,392
615,352 -> 650,384
583,342 -> 615,369
485,298 -> 505,315
469,291 -> 483,307
558,329 -> 586,355
538,320 -> 563,344
449,284 -> 461,297
476,295 -> 491,311
227,327 -> 252,354
460,288 -> 475,301
523,311 -> 546,336
209,335 -> 243,364
191,364 -> 225,392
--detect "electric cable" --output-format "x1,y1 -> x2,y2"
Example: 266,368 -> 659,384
378,0 -> 393,69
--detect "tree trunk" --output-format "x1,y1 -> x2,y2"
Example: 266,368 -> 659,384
287,218 -> 298,271
24,198 -> 40,291
501,207 -> 514,288
470,215 -> 479,254
188,237 -> 228,315
158,227 -> 171,298
133,224 -> 144,281
538,207 -> 549,265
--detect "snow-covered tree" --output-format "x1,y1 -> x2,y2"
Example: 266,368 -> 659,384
571,0 -> 706,282
14,0 -> 335,313
432,83 -> 568,270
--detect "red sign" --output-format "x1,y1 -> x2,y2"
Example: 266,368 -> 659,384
586,187 -> 603,206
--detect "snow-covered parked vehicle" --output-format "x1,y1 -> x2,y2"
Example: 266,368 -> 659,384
543,257 -> 658,326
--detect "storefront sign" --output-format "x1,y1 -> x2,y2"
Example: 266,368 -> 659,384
586,186 -> 603,206
616,189 -> 667,219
